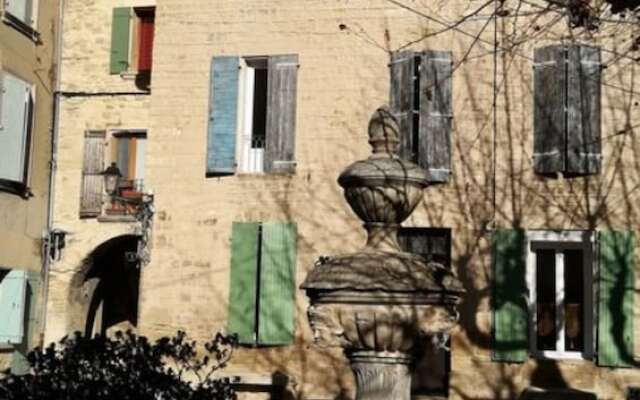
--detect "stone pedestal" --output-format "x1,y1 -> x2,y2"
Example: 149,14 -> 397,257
349,351 -> 412,400
302,107 -> 464,400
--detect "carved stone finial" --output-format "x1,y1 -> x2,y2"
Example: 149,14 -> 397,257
302,105 -> 464,400
368,107 -> 400,157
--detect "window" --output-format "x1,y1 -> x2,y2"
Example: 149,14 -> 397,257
526,231 -> 594,359
533,44 -> 601,176
110,7 -> 155,78
398,227 -> 451,397
238,57 -> 268,173
390,50 -> 452,183
227,222 -> 297,346
79,129 -> 147,218
0,72 -> 33,196
111,130 -> 147,194
492,229 -> 635,367
206,55 -> 298,176
3,0 -> 38,37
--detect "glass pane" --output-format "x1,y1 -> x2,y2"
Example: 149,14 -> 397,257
564,249 -> 584,352
536,249 -> 556,351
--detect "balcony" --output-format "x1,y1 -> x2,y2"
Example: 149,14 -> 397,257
99,179 -> 146,222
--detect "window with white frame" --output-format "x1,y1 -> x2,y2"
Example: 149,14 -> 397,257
526,230 -> 594,359
206,54 -> 298,176
0,72 -> 34,195
238,57 -> 268,173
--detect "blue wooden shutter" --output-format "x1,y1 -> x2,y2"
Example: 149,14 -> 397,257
258,222 -> 296,345
11,271 -> 41,374
492,229 -> 528,362
0,73 -> 30,183
207,56 -> 239,175
597,230 -> 635,367
228,222 -> 259,344
0,269 -> 28,344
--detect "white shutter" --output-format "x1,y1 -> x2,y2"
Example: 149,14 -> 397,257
0,73 -> 31,184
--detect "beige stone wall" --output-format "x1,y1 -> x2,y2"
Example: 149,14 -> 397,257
45,95 -> 151,343
50,0 -> 640,399
0,0 -> 58,368
0,1 -> 57,270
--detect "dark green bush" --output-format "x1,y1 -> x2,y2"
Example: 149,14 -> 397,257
0,330 -> 238,400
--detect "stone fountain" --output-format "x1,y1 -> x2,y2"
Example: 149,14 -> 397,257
301,107 -> 464,400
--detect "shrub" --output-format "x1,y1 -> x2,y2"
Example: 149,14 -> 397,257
0,330 -> 238,400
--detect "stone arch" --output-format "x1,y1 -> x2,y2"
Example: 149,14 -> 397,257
68,234 -> 141,337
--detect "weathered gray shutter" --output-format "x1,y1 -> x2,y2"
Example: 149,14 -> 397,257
533,46 -> 566,174
389,51 -> 416,162
258,222 -> 297,345
597,230 -> 635,367
419,50 -> 453,182
566,45 -> 601,175
265,55 -> 298,174
207,56 -> 239,175
79,130 -> 106,217
0,269 -> 28,344
228,222 -> 259,344
492,229 -> 528,362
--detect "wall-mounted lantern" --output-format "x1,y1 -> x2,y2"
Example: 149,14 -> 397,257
102,162 -> 122,196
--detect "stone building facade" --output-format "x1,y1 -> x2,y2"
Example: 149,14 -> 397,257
0,0 -> 58,373
38,0 -> 640,399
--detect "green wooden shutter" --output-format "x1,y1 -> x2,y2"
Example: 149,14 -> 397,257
566,45 -> 601,176
207,56 -> 240,175
0,269 -> 28,344
492,229 -> 528,362
419,50 -> 453,183
597,230 -> 635,367
11,271 -> 41,374
390,51 -> 417,162
533,46 -> 566,174
228,222 -> 259,344
0,73 -> 30,183
258,222 -> 297,345
265,55 -> 298,174
110,8 -> 131,74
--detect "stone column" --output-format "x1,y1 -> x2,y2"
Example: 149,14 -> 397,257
349,351 -> 412,400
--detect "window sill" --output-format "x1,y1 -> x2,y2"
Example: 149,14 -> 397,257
0,179 -> 31,199
531,351 -> 591,362
97,215 -> 137,223
219,372 -> 288,388
2,12 -> 40,43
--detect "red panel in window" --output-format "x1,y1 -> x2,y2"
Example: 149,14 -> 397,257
138,15 -> 155,72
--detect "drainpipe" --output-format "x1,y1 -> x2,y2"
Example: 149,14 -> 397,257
40,0 -> 65,347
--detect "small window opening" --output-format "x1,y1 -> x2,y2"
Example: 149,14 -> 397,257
411,55 -> 421,164
240,57 -> 269,173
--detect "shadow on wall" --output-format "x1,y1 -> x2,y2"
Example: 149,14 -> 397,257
67,235 -> 141,337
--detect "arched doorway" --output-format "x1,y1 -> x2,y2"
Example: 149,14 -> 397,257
70,235 -> 141,337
